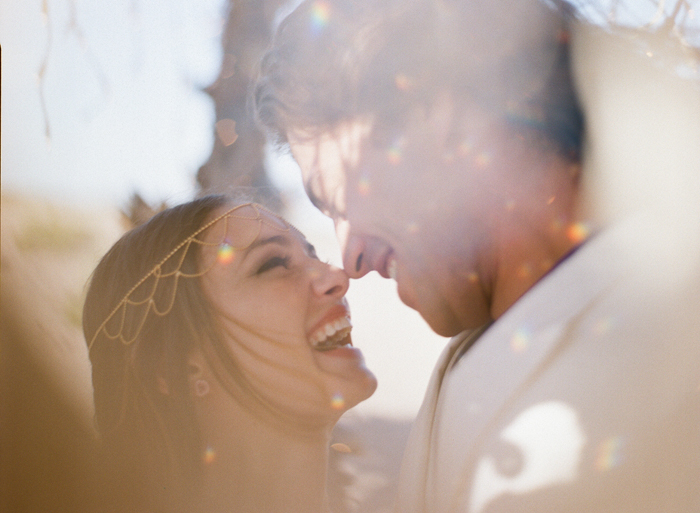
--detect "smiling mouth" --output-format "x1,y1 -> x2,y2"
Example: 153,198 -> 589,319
310,316 -> 353,352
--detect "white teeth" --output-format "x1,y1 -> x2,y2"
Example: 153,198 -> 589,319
387,257 -> 398,281
311,316 -> 353,350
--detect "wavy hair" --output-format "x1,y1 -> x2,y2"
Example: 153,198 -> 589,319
83,194 -> 236,512
253,0 -> 583,160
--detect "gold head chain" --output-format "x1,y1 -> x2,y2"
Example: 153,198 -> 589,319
87,203 -> 294,350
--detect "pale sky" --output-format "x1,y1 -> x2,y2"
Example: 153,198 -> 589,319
1,0 -> 225,207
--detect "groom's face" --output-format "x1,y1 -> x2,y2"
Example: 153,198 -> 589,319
287,100 -> 510,335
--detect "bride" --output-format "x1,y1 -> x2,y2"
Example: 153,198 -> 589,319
83,195 -> 377,513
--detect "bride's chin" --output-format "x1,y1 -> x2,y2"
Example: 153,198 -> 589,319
331,372 -> 377,415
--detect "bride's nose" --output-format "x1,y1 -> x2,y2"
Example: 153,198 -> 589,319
311,262 -> 350,298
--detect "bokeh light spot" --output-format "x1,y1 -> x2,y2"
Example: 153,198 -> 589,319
458,140 -> 473,157
394,73 -> 413,91
557,28 -> 570,44
358,177 -> 371,196
331,393 -> 345,410
595,436 -> 624,471
592,316 -> 615,336
330,442 -> 352,453
566,222 -> 590,243
215,118 -> 238,146
387,139 -> 404,165
217,241 -> 235,264
517,262 -> 532,279
475,151 -> 491,168
467,402 -> 482,415
511,327 -> 530,353
310,1 -> 330,35
203,446 -> 216,464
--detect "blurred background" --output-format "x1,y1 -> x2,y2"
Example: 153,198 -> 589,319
1,0 -> 698,512
1,1 -> 448,511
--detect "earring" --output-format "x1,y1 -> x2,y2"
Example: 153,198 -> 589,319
195,379 -> 210,397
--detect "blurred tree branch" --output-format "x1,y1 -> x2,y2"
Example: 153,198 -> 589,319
195,0 -> 288,212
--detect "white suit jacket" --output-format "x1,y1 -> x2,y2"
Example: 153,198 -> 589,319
395,214 -> 700,513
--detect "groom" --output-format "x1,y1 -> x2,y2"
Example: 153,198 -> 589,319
253,0 -> 700,511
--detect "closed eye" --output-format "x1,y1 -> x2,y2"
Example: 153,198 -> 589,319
256,255 -> 291,274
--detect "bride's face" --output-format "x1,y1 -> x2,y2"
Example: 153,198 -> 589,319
197,204 -> 376,426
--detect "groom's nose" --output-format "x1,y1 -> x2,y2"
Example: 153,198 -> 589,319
342,235 -> 370,279
335,219 -> 366,278
337,219 -> 391,280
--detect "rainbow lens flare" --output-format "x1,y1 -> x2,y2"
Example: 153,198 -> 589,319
595,436 -> 624,471
203,446 -> 216,464
330,393 -> 345,410
510,327 -> 531,353
217,241 -> 235,264
310,1 -> 330,35
566,222 -> 589,244
358,177 -> 371,196
387,144 -> 403,166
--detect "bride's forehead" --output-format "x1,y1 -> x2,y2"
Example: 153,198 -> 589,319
202,203 -> 301,244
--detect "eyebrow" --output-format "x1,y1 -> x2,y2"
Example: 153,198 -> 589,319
237,233 -> 318,267
245,234 -> 291,254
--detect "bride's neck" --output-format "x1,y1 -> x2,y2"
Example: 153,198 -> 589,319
198,412 -> 332,513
